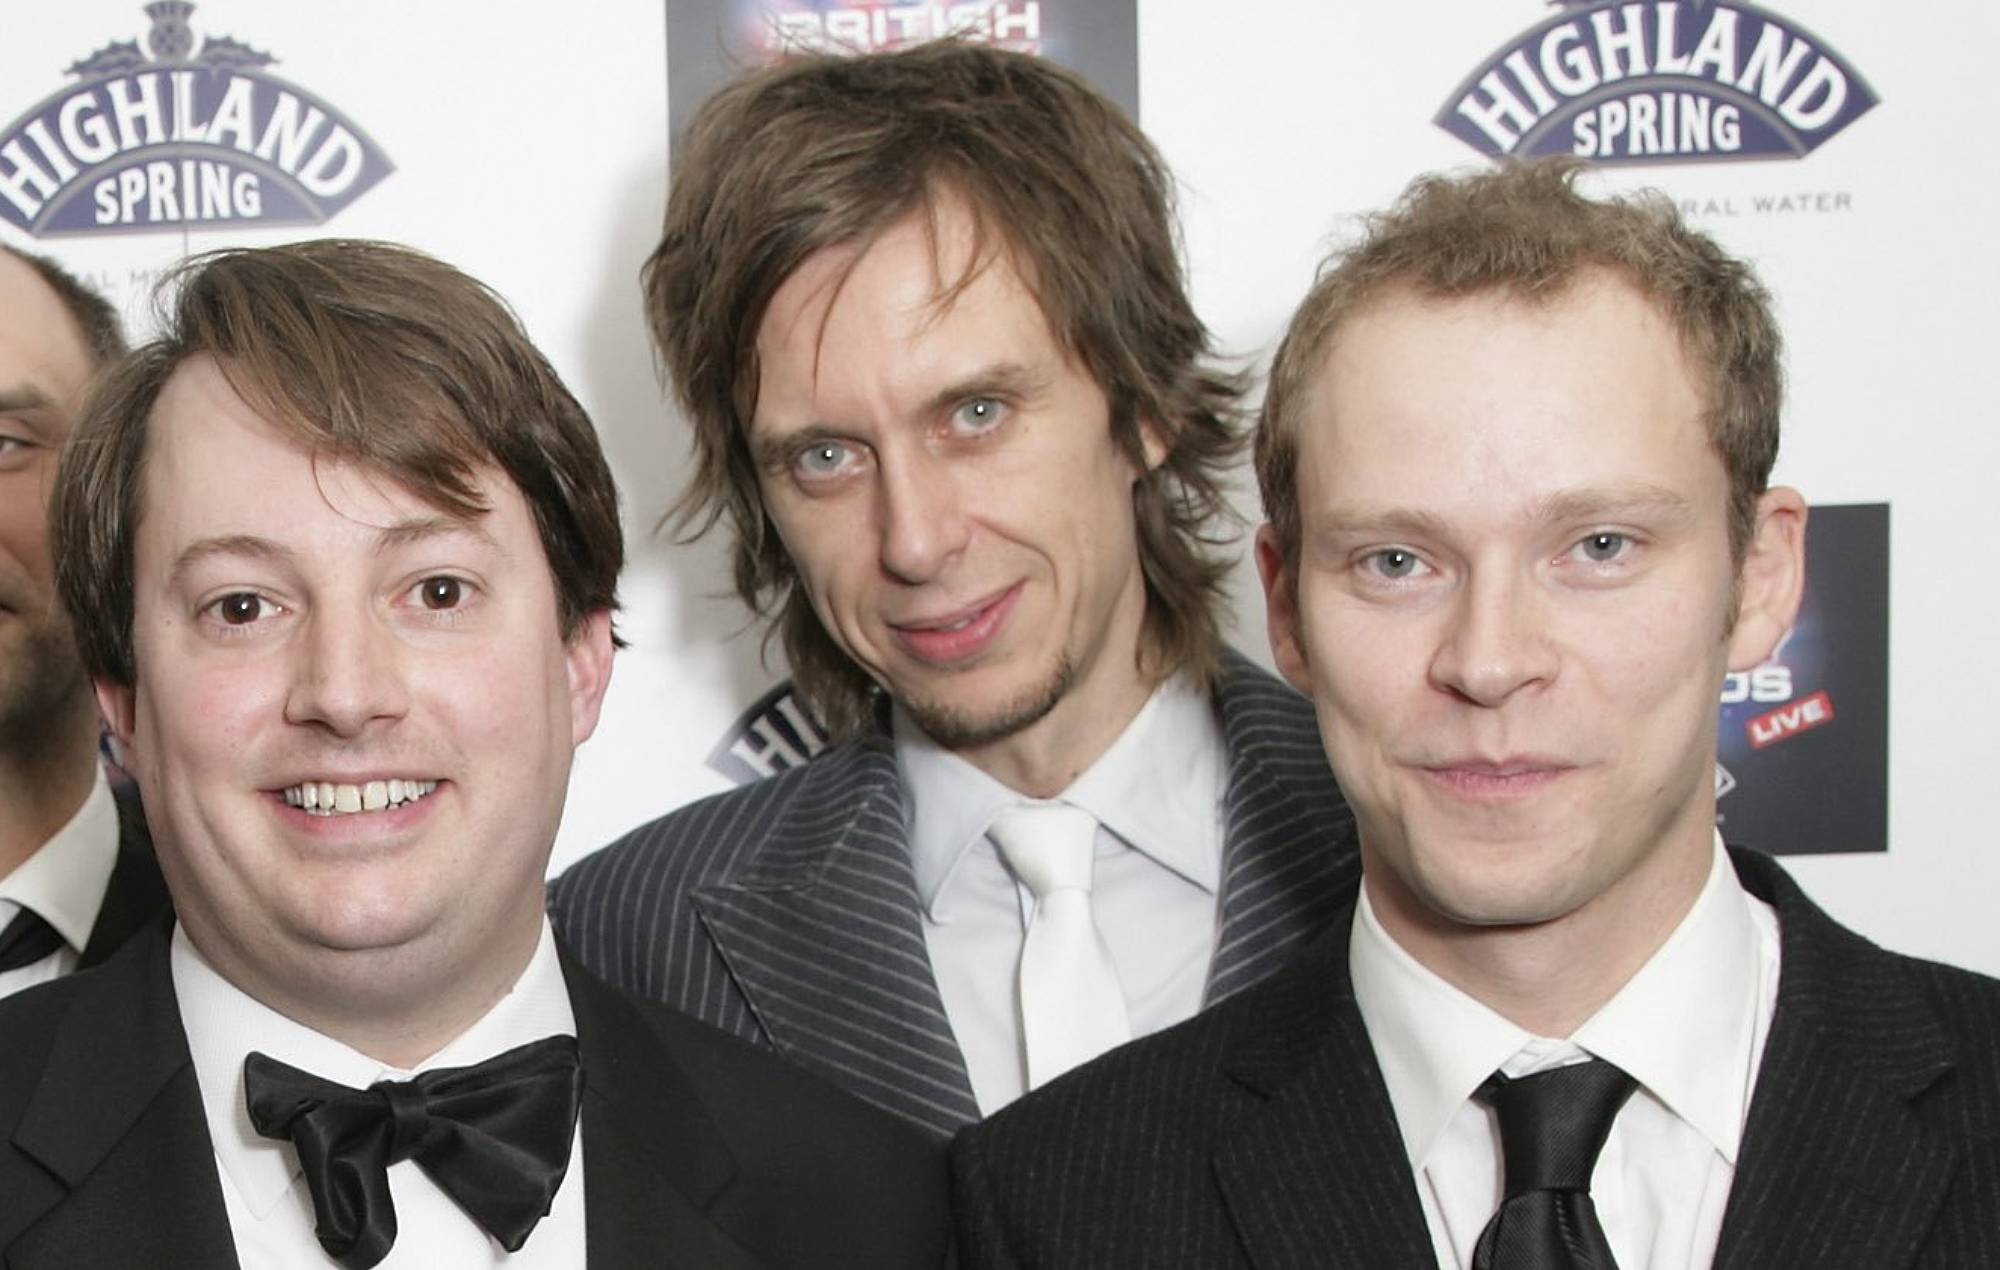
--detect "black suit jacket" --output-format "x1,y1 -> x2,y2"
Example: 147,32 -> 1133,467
75,782 -> 170,969
952,848 -> 2000,1268
0,922 -> 950,1269
552,650 -> 1359,1139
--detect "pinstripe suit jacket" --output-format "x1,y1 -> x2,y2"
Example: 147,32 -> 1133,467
950,846 -> 2000,1268
550,650 -> 1359,1139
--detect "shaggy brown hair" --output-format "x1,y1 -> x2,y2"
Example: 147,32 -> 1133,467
646,40 -> 1245,737
52,239 -> 623,688
1257,158 -> 1782,578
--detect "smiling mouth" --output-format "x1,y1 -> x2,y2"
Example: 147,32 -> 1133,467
281,779 -> 439,817
891,584 -> 1022,664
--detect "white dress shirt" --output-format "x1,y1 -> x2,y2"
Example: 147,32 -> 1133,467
173,920 -> 589,1269
898,674 -> 1228,1115
1350,835 -> 1782,1270
0,766 -> 119,999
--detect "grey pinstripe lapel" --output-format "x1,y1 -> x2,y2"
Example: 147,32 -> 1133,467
1712,847 -> 1965,1270
691,735 -> 982,1138
691,652 -> 1354,1141
1208,650 -> 1359,1005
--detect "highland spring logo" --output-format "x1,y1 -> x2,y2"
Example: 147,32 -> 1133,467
0,3 -> 393,237
1437,0 -> 1877,164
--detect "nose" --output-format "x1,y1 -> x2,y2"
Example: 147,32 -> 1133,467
1428,568 -> 1559,707
876,447 -> 970,584
284,606 -> 410,736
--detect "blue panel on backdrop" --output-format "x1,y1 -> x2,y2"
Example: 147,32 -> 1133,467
1716,502 -> 1890,855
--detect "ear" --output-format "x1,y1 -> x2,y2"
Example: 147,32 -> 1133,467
95,679 -> 136,747
565,610 -> 617,746
1726,487 -> 1808,671
1255,523 -> 1313,694
1136,415 -> 1169,474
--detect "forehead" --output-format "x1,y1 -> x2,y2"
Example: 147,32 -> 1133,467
138,355 -> 517,560
0,253 -> 96,415
752,201 -> 1062,423
1301,273 -> 1717,512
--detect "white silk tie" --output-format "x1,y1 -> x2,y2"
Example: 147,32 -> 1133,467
986,802 -> 1133,1090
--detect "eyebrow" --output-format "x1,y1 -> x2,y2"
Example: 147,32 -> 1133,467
167,517 -> 498,588
0,384 -> 55,415
748,360 -> 1051,472
1311,484 -> 1698,540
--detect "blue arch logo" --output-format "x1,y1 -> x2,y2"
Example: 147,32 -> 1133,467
1436,1 -> 1877,165
0,3 -> 393,237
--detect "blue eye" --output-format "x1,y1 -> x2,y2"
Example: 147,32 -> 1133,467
950,397 -> 1006,434
1369,548 -> 1422,579
795,441 -> 850,476
1578,532 -> 1629,562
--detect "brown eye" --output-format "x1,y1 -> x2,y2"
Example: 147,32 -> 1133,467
419,577 -> 463,610
217,593 -> 264,624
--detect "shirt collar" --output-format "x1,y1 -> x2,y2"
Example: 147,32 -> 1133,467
1351,833 -> 1772,1172
1572,834 -> 1775,1164
173,919 -> 578,1219
0,766 -> 119,954
897,674 -> 1225,916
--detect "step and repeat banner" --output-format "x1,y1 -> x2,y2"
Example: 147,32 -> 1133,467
3,1 -> 1991,975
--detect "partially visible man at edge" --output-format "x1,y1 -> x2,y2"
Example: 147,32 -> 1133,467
552,40 -> 1359,1138
0,244 -> 168,1000
950,161 -> 2000,1267
0,239 -> 948,1268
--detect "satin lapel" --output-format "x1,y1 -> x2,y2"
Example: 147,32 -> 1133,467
691,738 -> 979,1138
1212,908 -> 1436,1270
1207,652 -> 1361,1005
7,924 -> 238,1268
1712,849 -> 1960,1270
79,784 -> 170,969
565,954 -> 769,1270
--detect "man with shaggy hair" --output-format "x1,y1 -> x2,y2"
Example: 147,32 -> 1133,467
553,42 -> 1358,1138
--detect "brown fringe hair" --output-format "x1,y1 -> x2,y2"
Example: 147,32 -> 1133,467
53,238 -> 624,687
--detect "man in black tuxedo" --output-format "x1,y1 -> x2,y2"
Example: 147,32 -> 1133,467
952,162 -> 2000,1267
0,240 -> 947,1268
0,245 -> 167,1000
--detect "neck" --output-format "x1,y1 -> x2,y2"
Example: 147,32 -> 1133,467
1368,822 -> 1715,1038
188,903 -> 548,1069
0,687 -> 101,880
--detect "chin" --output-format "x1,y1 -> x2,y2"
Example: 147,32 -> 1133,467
899,654 -> 1073,749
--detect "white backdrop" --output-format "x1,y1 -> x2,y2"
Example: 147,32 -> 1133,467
3,0 -> 1993,976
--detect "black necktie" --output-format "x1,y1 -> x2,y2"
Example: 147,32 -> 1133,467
0,907 -> 65,973
1472,1058 -> 1638,1270
244,1034 -> 584,1270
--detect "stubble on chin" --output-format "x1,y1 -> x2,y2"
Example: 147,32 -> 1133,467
899,653 -> 1075,751
0,608 -> 90,750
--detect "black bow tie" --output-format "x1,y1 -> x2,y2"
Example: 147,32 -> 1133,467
244,1034 -> 584,1270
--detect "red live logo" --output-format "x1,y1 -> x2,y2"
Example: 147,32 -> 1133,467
1746,690 -> 1835,750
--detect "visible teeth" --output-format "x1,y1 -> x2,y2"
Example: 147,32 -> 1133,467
282,778 -> 439,817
